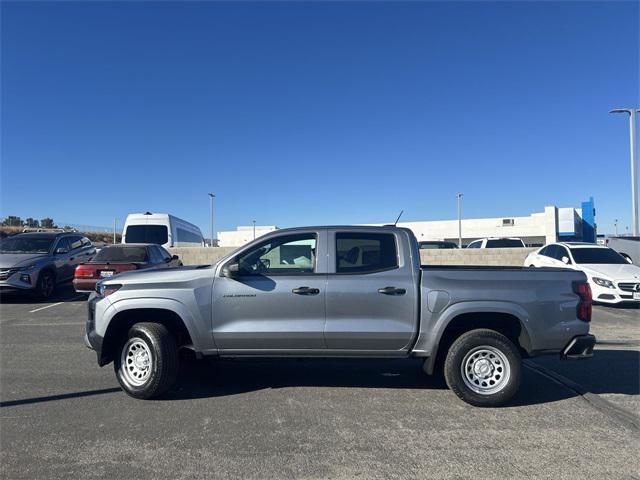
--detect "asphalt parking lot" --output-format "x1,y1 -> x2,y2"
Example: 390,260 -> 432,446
1,284 -> 638,479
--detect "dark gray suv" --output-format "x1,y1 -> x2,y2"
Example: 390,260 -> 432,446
0,232 -> 96,299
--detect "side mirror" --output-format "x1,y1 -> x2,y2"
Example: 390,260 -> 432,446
172,255 -> 179,261
621,253 -> 633,264
561,256 -> 570,264
55,247 -> 69,255
221,263 -> 239,277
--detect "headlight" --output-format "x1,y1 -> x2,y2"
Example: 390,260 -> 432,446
592,277 -> 614,289
96,283 -> 122,297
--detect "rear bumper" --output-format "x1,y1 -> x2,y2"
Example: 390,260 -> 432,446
73,278 -> 97,293
561,334 -> 596,360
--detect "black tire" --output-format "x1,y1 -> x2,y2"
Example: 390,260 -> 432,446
444,329 -> 521,407
114,322 -> 179,399
34,270 -> 55,300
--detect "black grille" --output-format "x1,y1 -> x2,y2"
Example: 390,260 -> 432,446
618,283 -> 639,292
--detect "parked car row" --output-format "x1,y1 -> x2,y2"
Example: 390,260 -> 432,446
0,231 -> 182,299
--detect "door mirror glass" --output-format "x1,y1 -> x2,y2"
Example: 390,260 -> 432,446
222,263 -> 239,277
172,255 -> 179,261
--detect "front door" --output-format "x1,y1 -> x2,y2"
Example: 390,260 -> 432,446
212,231 -> 327,352
324,230 -> 418,352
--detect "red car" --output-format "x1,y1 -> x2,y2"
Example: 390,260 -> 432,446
73,243 -> 182,293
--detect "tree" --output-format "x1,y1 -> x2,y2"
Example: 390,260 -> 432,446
4,216 -> 22,227
25,218 -> 39,228
40,218 -> 56,228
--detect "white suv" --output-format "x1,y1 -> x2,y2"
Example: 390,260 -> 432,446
466,238 -> 525,249
524,242 -> 640,304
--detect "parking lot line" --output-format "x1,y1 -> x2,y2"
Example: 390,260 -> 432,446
8,322 -> 84,327
28,302 -> 64,313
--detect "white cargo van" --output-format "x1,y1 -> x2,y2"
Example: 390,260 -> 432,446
122,213 -> 204,249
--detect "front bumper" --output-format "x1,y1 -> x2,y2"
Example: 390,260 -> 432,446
591,281 -> 640,304
85,295 -> 105,364
0,270 -> 39,292
561,334 -> 596,360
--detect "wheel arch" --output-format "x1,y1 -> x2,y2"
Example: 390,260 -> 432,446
100,306 -> 194,366
422,303 -> 532,375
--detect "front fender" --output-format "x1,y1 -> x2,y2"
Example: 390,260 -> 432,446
107,297 -> 214,352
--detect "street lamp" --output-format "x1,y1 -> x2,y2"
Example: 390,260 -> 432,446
614,219 -> 618,236
610,108 -> 639,236
456,193 -> 463,248
208,193 -> 215,247
252,220 -> 256,240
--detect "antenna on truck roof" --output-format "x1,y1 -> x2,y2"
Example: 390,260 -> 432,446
393,210 -> 404,226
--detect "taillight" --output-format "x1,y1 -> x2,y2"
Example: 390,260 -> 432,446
74,265 -> 95,279
574,282 -> 592,322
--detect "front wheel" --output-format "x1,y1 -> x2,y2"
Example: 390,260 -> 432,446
114,322 -> 179,399
34,270 -> 55,300
444,329 -> 521,407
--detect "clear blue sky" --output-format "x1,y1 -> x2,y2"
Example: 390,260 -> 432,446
1,1 -> 638,235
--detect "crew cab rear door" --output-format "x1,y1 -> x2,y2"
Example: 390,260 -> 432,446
324,229 -> 419,352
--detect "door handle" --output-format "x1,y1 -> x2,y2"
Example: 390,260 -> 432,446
292,286 -> 320,295
378,286 -> 406,295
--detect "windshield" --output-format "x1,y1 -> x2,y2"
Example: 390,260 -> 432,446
570,248 -> 629,264
0,237 -> 54,254
419,242 -> 457,249
125,225 -> 168,245
94,246 -> 148,263
486,239 -> 524,248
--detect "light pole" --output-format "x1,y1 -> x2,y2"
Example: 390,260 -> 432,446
113,218 -> 117,244
610,108 -> 639,236
456,193 -> 463,248
614,219 -> 618,236
208,193 -> 215,247
252,220 -> 256,240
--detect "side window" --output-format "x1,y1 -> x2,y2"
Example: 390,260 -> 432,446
539,246 -> 551,257
467,240 -> 482,249
336,232 -> 397,274
176,228 -> 202,244
557,246 -> 571,263
546,245 -> 561,260
236,234 -> 316,275
69,235 -> 83,251
158,246 -> 172,261
55,237 -> 71,253
81,237 -> 92,247
149,246 -> 164,264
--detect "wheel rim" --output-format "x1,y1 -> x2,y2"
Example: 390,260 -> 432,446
40,274 -> 54,297
460,345 -> 511,395
120,337 -> 153,386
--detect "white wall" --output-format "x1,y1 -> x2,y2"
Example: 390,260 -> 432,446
218,226 -> 277,247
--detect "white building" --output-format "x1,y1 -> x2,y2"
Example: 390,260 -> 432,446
398,199 -> 596,247
218,225 -> 278,247
217,199 -> 596,248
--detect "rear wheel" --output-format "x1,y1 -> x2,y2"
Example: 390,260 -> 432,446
35,270 -> 55,300
114,322 -> 179,399
444,329 -> 521,407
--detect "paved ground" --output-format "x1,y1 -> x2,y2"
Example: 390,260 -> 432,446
1,284 -> 639,479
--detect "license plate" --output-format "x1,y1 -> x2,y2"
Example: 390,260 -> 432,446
100,270 -> 115,278
634,292 -> 640,300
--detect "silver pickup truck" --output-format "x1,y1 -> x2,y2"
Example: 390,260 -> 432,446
85,225 -> 595,407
